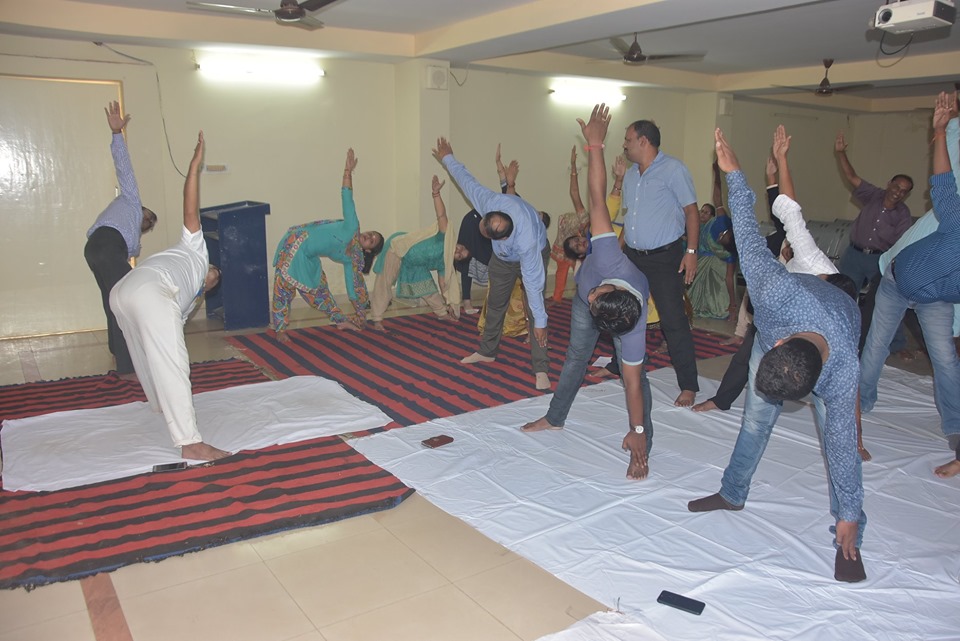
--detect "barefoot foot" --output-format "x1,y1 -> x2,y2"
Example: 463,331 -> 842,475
535,372 -> 551,390
181,442 -> 232,461
461,352 -> 496,364
117,371 -> 139,383
275,331 -> 290,344
586,366 -> 618,380
520,417 -> 562,433
674,390 -> 696,407
720,335 -> 743,347
691,399 -> 719,413
370,321 -> 387,332
688,493 -> 743,512
935,459 -> 960,478
834,548 -> 866,583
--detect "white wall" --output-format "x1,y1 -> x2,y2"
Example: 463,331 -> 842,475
728,98 -> 932,222
0,34 -> 939,338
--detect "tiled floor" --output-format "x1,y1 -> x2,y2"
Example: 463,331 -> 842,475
0,293 -> 933,641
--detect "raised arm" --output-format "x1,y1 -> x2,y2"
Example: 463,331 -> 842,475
773,125 -> 795,200
183,131 -> 204,233
834,131 -> 862,189
577,103 -> 613,236
504,160 -> 519,196
933,92 -> 953,175
711,160 -> 724,212
342,148 -> 356,190
105,101 -> 140,202
930,91 -> 960,233
432,175 -> 448,234
770,126 -> 835,275
569,146 -> 586,214
434,137 -> 501,215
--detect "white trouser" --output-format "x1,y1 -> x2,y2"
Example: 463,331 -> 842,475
109,268 -> 201,447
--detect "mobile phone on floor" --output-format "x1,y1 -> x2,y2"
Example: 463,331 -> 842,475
421,435 -> 454,448
657,590 -> 705,615
152,461 -> 188,472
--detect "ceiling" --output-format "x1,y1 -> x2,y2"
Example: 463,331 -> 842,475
3,0 -> 959,102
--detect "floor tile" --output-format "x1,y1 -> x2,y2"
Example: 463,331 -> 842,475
0,611 -> 96,641
252,514 -> 385,561
0,581 -> 88,635
319,584 -> 521,641
121,563 -> 314,641
112,540 -> 263,598
456,558 -> 607,641
385,506 -> 519,581
267,528 -> 447,628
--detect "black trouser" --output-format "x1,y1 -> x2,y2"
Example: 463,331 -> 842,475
624,239 -> 699,393
709,323 -> 756,410
84,226 -> 134,373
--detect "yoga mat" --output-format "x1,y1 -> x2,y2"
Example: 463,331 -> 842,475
0,360 -> 412,590
228,301 -> 737,427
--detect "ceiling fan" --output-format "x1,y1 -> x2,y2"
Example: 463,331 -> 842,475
775,59 -> 874,97
186,0 -> 339,30
611,33 -> 705,65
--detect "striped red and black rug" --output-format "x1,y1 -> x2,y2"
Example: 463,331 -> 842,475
228,300 -> 738,428
0,359 -> 412,590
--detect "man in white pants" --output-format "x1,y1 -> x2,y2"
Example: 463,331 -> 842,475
110,131 -> 229,461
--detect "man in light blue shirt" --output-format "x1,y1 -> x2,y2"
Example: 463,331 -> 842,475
620,120 -> 701,406
84,101 -> 158,378
433,137 -> 551,390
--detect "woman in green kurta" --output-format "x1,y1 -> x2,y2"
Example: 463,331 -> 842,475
271,149 -> 384,343
370,175 -> 466,330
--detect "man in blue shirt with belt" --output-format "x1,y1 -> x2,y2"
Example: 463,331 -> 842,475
433,137 -> 551,390
620,120 -> 700,407
84,101 -> 157,378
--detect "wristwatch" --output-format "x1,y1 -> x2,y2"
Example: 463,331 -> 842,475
685,248 -> 697,254
633,425 -> 645,434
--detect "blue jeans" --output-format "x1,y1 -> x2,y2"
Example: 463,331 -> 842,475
546,295 -> 653,449
720,338 -> 866,547
860,265 -> 960,438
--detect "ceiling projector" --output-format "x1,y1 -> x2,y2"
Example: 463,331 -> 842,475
874,0 -> 956,33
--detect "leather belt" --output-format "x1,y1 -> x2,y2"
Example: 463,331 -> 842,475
630,237 -> 684,256
850,242 -> 883,255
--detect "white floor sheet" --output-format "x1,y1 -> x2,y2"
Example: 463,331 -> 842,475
2,376 -> 391,492
353,366 -> 960,641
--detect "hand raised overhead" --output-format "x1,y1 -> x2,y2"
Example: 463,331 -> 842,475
432,137 -> 453,162
772,124 -> 791,160
714,128 -> 741,173
576,103 -> 611,145
104,101 -> 131,134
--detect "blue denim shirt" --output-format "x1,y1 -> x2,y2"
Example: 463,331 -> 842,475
727,170 -> 863,523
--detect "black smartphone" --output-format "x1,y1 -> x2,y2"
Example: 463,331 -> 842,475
421,435 -> 454,448
152,461 -> 188,472
657,590 -> 705,615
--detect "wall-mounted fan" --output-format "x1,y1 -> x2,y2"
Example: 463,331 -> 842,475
186,0 -> 339,30
775,59 -> 874,96
611,33 -> 705,65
